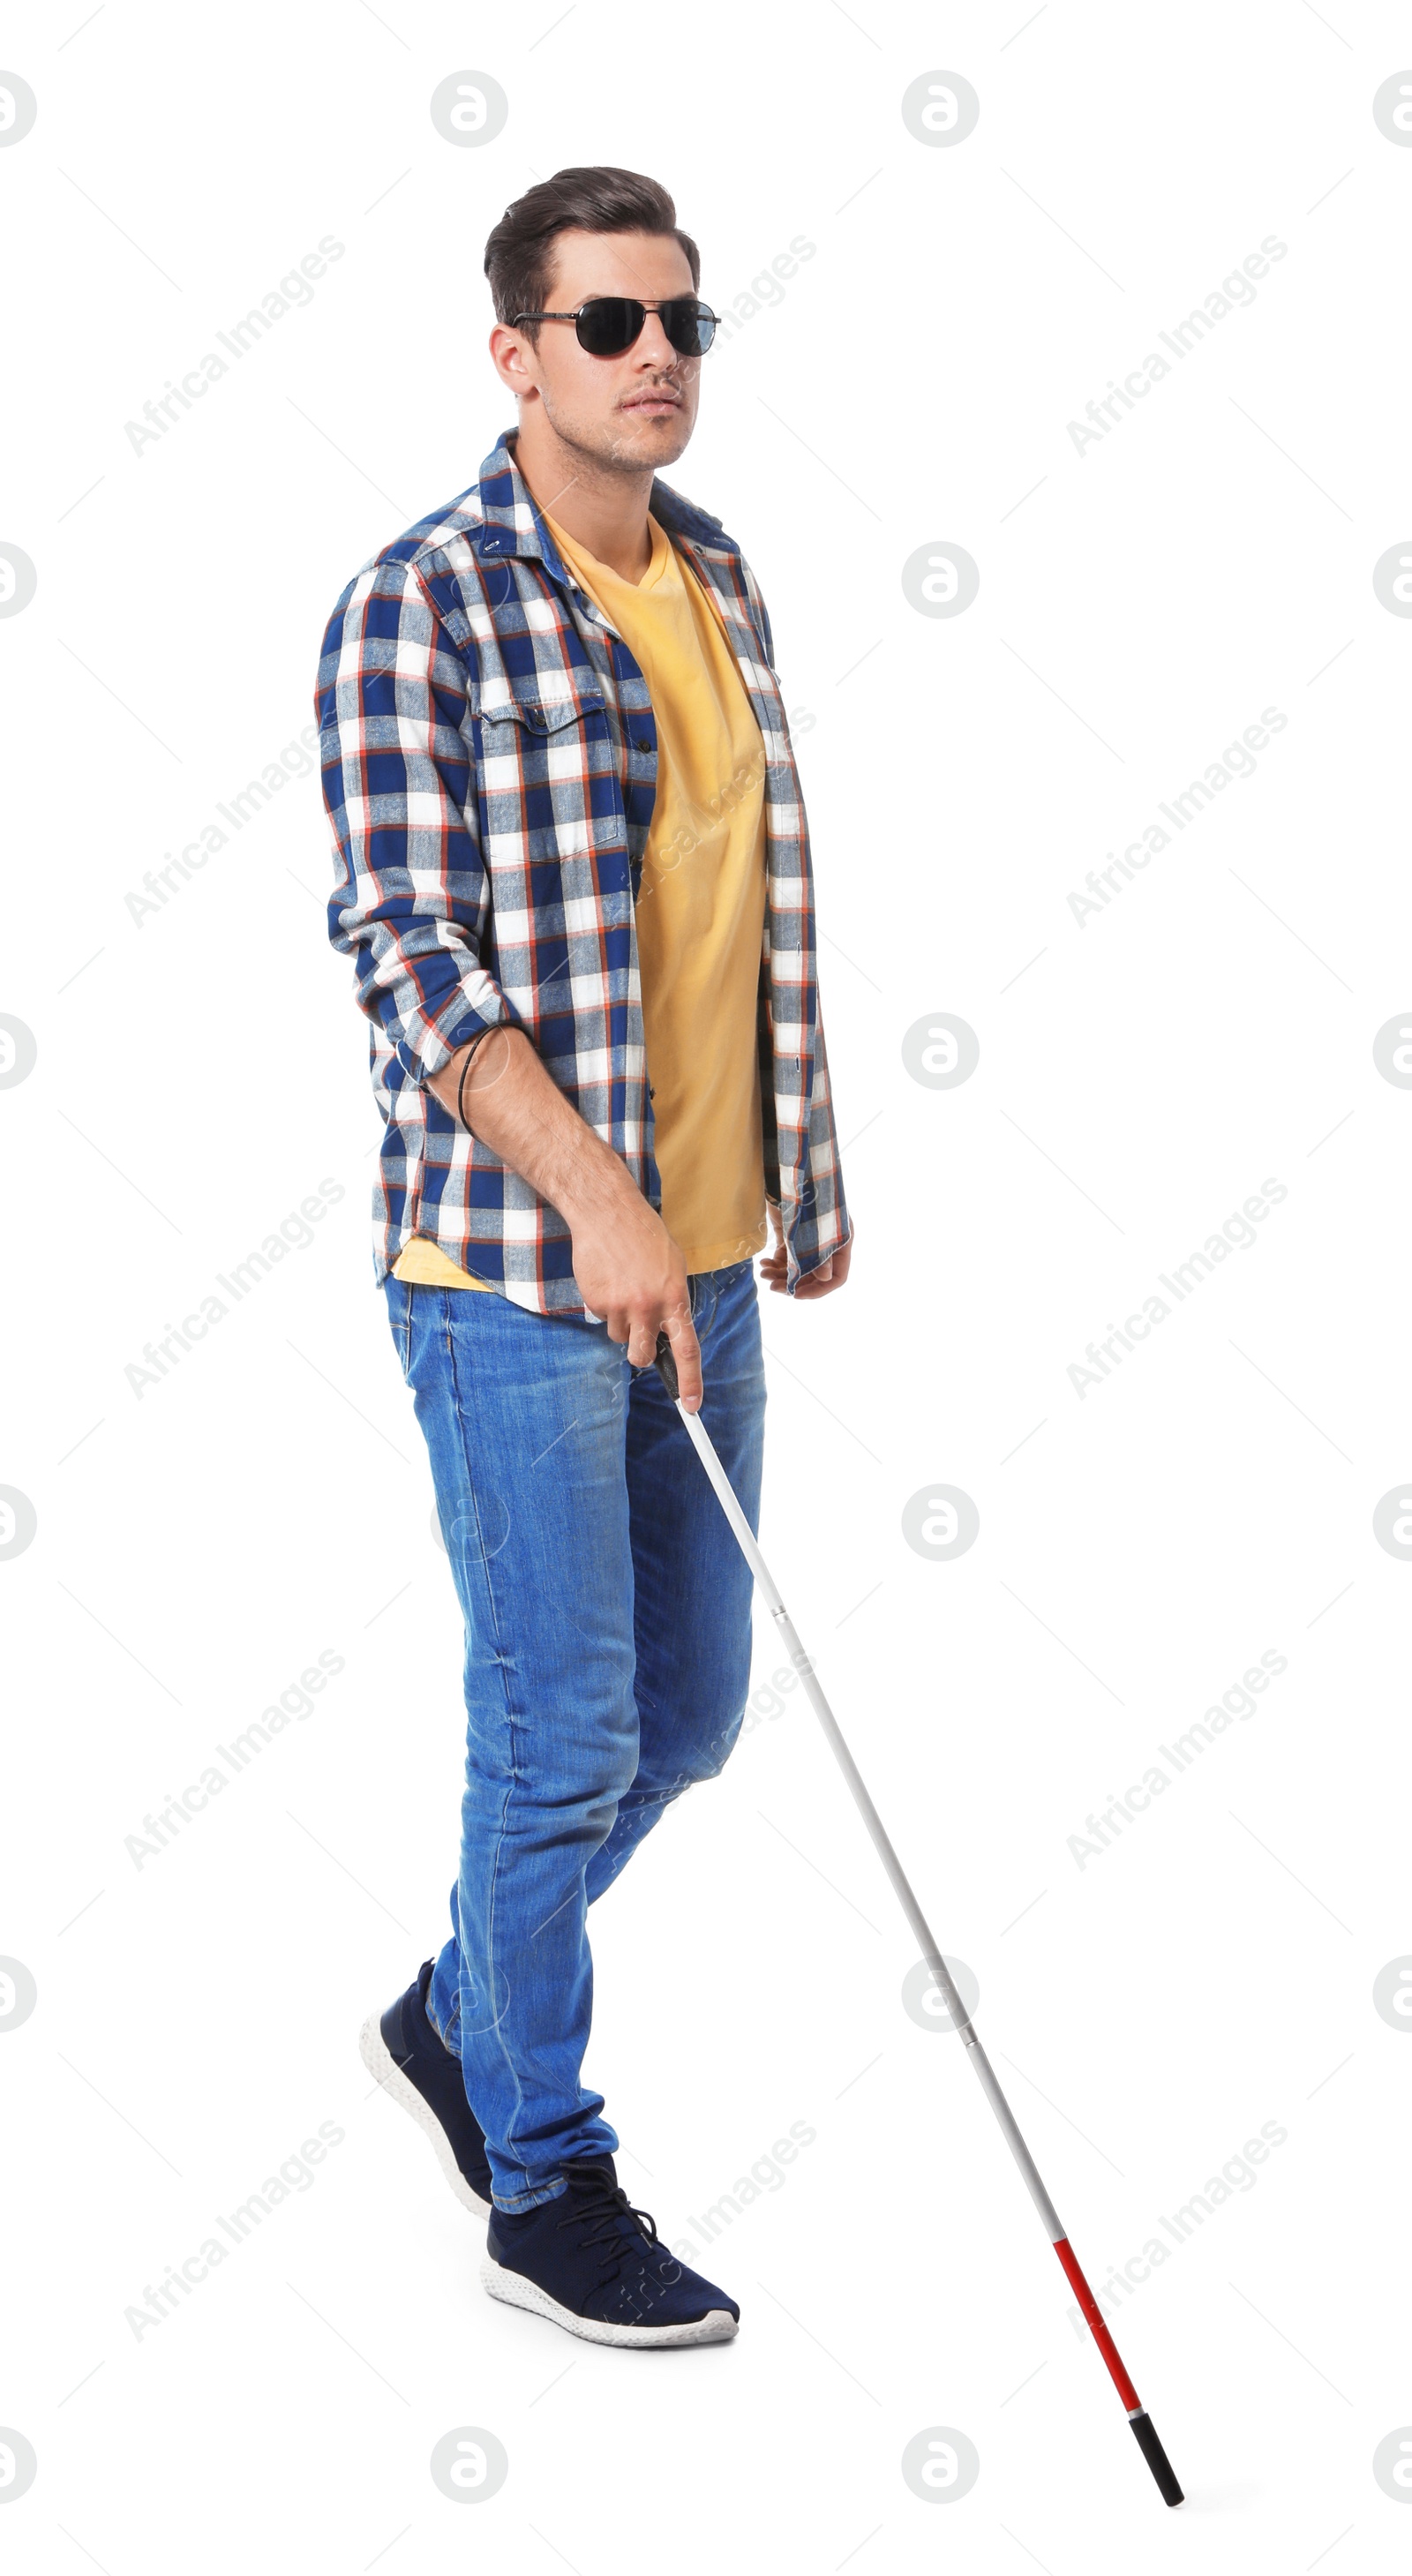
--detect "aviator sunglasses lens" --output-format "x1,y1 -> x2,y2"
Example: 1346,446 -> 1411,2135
576,297 -> 641,353
665,299 -> 714,355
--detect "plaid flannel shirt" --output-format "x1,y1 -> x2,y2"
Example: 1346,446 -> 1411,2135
314,426 -> 848,1316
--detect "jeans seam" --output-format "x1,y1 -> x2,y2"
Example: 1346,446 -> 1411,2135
428,1990 -> 460,2054
442,1300 -> 536,2204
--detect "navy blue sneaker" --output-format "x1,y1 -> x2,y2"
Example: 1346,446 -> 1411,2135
482,2156 -> 740,2347
359,1959 -> 492,2219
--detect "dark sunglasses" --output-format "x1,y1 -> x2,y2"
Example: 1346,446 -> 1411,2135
511,295 -> 719,357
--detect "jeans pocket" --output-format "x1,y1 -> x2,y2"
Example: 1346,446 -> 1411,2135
387,1280 -> 415,1380
689,1267 -> 734,1341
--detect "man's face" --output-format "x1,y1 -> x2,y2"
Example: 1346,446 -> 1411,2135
500,227 -> 702,471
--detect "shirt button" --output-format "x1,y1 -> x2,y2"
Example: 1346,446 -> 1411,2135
635,735 -> 651,752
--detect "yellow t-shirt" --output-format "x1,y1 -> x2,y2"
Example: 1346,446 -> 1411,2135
393,507 -> 769,1291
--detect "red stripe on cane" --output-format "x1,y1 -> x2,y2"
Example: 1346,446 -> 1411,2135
1053,2239 -> 1142,2412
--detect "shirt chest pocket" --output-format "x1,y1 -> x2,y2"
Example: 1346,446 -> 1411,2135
474,680 -> 607,741
474,684 -> 610,800
472,684 -> 632,888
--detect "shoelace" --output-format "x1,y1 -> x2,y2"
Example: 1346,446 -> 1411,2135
556,2172 -> 659,2286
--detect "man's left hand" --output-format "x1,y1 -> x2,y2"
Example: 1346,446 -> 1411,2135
758,1205 -> 853,1298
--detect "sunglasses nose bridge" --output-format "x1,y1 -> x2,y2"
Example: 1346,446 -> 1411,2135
630,302 -> 683,363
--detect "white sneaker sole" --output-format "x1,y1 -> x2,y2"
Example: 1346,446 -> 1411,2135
358,2009 -> 492,2221
480,2254 -> 738,2347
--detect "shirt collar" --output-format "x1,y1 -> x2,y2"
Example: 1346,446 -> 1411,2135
470,425 -> 738,575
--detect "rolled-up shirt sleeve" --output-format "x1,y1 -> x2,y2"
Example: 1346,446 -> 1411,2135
315,553 -> 514,1084
796,995 -> 850,1275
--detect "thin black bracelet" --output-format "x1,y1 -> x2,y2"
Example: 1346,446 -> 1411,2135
455,1026 -> 499,1130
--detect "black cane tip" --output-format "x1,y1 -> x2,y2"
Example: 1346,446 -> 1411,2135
1129,2410 -> 1183,2506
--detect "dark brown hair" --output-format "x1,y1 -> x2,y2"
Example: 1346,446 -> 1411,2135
483,166 -> 700,346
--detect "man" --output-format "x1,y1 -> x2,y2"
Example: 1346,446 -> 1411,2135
315,165 -> 851,2349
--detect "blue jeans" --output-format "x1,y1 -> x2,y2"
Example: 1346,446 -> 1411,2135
383,1258 -> 766,2211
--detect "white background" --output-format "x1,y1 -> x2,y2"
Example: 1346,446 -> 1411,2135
3,2 -> 1410,2567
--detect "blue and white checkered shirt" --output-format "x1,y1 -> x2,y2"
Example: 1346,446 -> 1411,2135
315,427 -> 848,1315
